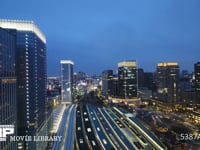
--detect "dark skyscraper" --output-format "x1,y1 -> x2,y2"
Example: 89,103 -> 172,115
156,62 -> 180,103
144,72 -> 154,91
60,60 -> 74,103
194,62 -> 200,104
102,70 -> 113,97
0,19 -> 47,150
111,76 -> 119,98
180,70 -> 195,103
0,28 -> 17,150
118,60 -> 138,99
138,68 -> 144,88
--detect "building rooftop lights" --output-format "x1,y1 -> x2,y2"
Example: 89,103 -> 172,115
118,60 -> 137,67
157,62 -> 179,67
0,19 -> 46,43
60,60 -> 74,65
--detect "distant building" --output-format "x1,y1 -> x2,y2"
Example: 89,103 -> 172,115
138,68 -> 144,88
194,62 -> 200,104
180,70 -> 195,103
138,88 -> 152,101
111,76 -> 119,98
73,71 -> 87,96
60,60 -> 74,103
47,77 -> 60,89
144,72 -> 154,91
180,70 -> 192,91
0,28 -> 17,150
181,70 -> 190,78
156,62 -> 180,103
118,60 -> 138,99
102,70 -> 113,97
0,19 -> 47,150
76,71 -> 87,81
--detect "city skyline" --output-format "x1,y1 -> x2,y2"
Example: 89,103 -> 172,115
1,1 -> 200,75
0,18 -> 200,149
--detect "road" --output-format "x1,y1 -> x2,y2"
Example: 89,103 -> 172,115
87,104 -> 114,150
51,102 -> 167,150
81,104 -> 101,150
75,105 -> 89,150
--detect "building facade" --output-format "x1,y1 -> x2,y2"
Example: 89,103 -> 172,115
118,60 -> 138,99
102,70 -> 113,98
0,19 -> 47,150
111,76 -> 119,98
138,68 -> 144,88
60,60 -> 74,103
76,71 -> 87,81
156,62 -> 180,103
194,62 -> 200,104
144,72 -> 154,91
0,28 -> 17,150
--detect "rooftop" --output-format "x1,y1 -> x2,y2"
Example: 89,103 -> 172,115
0,19 -> 46,43
157,62 -> 179,67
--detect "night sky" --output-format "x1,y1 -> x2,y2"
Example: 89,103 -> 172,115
1,0 -> 200,76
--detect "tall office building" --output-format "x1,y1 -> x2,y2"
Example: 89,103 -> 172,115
156,62 -> 179,103
144,72 -> 154,91
194,62 -> 200,104
180,70 -> 195,103
60,60 -> 74,103
138,68 -> 144,88
102,70 -> 113,97
0,19 -> 47,150
118,60 -> 138,99
112,76 -> 119,98
0,28 -> 17,150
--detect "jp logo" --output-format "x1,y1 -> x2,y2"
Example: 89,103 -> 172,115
0,125 -> 14,141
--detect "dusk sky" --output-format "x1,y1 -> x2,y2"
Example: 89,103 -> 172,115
1,0 -> 200,76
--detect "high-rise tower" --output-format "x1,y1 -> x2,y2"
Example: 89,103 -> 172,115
0,27 -> 17,150
0,19 -> 47,150
102,70 -> 113,97
194,62 -> 200,104
60,60 -> 74,103
156,62 -> 179,103
118,60 -> 138,99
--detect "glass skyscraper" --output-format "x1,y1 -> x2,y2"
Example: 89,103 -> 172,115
102,70 -> 113,98
0,28 -> 17,150
60,60 -> 74,103
194,62 -> 200,104
156,62 -> 180,103
118,60 -> 138,99
0,19 -> 47,150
